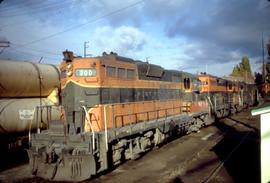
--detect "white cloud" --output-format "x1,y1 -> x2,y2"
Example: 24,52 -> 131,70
91,25 -> 148,55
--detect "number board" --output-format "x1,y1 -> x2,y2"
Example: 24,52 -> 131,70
75,68 -> 96,77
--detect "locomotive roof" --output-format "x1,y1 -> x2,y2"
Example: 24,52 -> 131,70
63,50 -> 198,83
100,52 -> 198,82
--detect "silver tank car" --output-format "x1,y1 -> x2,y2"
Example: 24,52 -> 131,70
0,59 -> 60,98
0,98 -> 61,135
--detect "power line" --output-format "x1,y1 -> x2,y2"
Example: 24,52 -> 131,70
3,0 -> 144,58
0,48 -> 6,54
3,48 -> 60,60
0,0 -> 88,28
0,41 -> 9,54
0,9 -> 63,28
0,0 -> 49,12
10,43 -> 61,56
11,0 -> 144,49
0,0 -> 72,17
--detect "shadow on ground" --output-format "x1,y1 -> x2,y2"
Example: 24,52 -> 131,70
207,120 -> 260,183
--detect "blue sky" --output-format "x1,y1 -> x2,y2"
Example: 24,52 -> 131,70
0,0 -> 269,76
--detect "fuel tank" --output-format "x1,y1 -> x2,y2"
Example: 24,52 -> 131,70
0,98 -> 61,134
0,59 -> 60,98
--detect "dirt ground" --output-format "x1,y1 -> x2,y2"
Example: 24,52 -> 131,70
0,105 -> 261,183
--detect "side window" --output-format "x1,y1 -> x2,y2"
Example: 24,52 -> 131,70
101,88 -> 120,104
184,78 -> 191,89
127,69 -> 135,79
135,88 -> 144,101
106,66 -> 116,77
117,68 -> 126,78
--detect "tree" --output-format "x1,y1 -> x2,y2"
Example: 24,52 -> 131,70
240,56 -> 252,75
267,38 -> 270,59
264,38 -> 270,83
231,65 -> 240,76
230,56 -> 252,79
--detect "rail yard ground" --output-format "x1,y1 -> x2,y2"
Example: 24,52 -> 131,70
0,104 -> 262,183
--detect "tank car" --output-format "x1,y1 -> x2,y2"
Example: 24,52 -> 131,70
0,59 -> 60,98
0,59 -> 62,149
27,51 -> 214,181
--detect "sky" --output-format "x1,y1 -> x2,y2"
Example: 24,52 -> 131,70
0,0 -> 269,76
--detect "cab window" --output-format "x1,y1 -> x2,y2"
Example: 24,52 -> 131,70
172,75 -> 181,82
117,68 -> 126,78
184,78 -> 191,89
106,66 -> 116,77
127,69 -> 135,79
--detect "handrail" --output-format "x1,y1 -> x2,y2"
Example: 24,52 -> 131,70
89,113 -> 101,130
35,105 -> 53,133
103,105 -> 108,151
82,106 -> 95,150
114,105 -> 189,127
28,107 -> 36,146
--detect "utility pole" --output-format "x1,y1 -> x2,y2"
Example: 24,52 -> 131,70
84,41 -> 89,57
0,41 -> 10,48
0,41 -> 10,54
145,56 -> 150,62
262,32 -> 265,82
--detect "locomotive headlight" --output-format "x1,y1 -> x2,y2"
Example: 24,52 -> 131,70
66,63 -> 73,76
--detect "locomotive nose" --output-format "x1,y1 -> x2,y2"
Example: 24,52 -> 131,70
27,145 -> 96,181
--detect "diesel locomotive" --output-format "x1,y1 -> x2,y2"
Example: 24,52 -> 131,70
27,51 -> 258,181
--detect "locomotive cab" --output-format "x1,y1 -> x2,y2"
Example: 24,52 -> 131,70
28,51 -> 101,181
192,79 -> 202,93
60,51 -> 101,135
